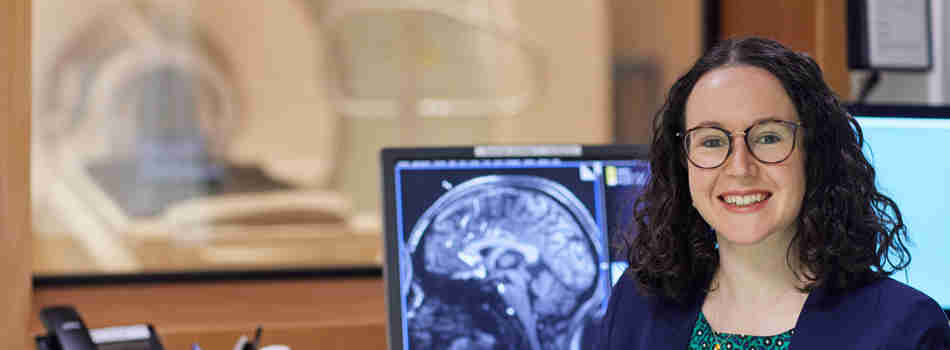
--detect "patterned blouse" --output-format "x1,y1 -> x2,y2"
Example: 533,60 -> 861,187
688,313 -> 793,350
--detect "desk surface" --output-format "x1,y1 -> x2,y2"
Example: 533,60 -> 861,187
31,277 -> 388,349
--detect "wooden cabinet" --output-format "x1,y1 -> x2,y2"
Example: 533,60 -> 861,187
719,0 -> 850,98
32,277 -> 388,349
1,1 -> 33,349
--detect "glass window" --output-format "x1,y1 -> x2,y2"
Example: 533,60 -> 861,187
32,0 -> 611,277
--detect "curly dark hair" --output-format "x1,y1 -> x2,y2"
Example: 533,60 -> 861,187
625,37 -> 911,303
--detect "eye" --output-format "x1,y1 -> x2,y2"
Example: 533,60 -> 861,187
756,133 -> 783,144
700,137 -> 727,148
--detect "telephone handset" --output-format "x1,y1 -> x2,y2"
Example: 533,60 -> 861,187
39,306 -> 97,350
36,305 -> 165,350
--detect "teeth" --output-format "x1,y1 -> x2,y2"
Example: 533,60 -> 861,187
723,193 -> 766,206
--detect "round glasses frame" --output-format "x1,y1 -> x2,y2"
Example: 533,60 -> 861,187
675,119 -> 806,169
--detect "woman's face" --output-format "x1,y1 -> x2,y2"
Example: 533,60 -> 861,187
683,65 -> 806,246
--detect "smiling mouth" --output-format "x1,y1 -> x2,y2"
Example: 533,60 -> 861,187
719,192 -> 772,207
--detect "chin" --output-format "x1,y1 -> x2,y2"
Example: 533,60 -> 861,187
714,227 -> 777,246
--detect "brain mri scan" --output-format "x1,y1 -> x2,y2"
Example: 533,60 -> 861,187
403,175 -> 607,350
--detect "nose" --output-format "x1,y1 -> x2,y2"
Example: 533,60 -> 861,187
723,134 -> 757,176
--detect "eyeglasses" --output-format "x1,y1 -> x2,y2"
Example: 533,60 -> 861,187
676,119 -> 805,169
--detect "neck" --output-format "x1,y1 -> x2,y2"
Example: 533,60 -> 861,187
702,228 -> 811,335
712,228 -> 805,304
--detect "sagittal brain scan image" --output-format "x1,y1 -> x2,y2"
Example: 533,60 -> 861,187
403,175 -> 607,350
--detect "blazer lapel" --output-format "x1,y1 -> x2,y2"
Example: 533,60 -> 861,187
789,281 -> 836,349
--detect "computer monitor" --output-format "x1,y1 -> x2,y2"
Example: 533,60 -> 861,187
849,104 -> 950,311
380,145 -> 649,350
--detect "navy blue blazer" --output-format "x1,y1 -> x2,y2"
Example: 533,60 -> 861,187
597,273 -> 950,349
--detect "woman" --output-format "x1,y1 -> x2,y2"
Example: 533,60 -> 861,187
598,37 -> 950,349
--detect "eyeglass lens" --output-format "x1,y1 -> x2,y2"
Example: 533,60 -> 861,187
685,121 -> 797,168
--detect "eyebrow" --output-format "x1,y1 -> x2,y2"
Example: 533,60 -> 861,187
687,115 -> 784,129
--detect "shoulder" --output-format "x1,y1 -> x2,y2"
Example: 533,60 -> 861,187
871,277 -> 939,301
814,277 -> 942,312
596,272 -> 696,349
866,277 -> 936,300
806,277 -> 949,348
858,278 -> 945,320
868,278 -> 950,347
600,273 -> 652,333
595,272 -> 652,349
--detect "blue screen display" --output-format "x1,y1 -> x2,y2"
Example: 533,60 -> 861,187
856,116 -> 950,309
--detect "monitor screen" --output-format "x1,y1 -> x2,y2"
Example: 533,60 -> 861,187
382,145 -> 649,350
852,105 -> 950,309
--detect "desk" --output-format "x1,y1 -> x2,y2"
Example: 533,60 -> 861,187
31,277 -> 387,349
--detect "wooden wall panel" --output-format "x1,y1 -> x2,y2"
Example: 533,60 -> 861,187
721,1 -> 818,54
720,0 -> 850,99
609,1 -> 704,95
814,1 -> 850,100
0,0 -> 32,349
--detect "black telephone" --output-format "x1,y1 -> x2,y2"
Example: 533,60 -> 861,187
36,306 -> 165,350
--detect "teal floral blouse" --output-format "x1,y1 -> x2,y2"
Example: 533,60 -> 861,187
688,313 -> 793,350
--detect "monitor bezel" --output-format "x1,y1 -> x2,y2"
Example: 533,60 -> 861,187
847,104 -> 950,119
379,144 -> 649,350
